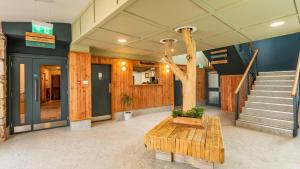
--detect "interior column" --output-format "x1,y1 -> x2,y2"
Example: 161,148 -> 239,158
68,47 -> 92,130
0,21 -> 7,141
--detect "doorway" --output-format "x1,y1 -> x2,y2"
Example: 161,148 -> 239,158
10,55 -> 68,133
173,75 -> 183,109
91,64 -> 112,122
206,70 -> 220,106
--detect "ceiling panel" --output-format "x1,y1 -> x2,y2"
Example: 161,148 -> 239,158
126,0 -> 208,27
204,31 -> 248,48
75,0 -> 300,61
201,0 -> 241,10
105,45 -> 154,56
88,28 -> 139,44
196,41 -> 215,51
184,15 -> 233,39
128,40 -> 165,53
243,15 -> 300,41
102,13 -> 163,37
0,0 -> 92,23
217,0 -> 297,28
79,38 -> 119,49
146,31 -> 182,43
172,42 -> 187,55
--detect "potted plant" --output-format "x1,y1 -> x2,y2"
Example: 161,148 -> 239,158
121,94 -> 133,120
172,107 -> 206,128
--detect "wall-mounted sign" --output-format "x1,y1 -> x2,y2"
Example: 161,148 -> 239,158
32,20 -> 53,35
25,20 -> 55,49
25,32 -> 55,49
98,73 -> 103,80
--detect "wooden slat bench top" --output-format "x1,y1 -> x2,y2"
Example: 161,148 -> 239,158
144,115 -> 224,164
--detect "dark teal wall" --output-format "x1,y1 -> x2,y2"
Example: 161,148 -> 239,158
204,46 -> 246,75
241,32 -> 300,72
2,22 -> 71,127
2,22 -> 71,57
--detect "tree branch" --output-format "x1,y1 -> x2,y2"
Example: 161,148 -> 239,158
163,40 -> 187,81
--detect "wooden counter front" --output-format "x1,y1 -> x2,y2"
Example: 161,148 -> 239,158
131,84 -> 165,109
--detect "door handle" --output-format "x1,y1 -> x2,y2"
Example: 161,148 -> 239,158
34,79 -> 37,101
34,79 -> 39,102
109,83 -> 112,93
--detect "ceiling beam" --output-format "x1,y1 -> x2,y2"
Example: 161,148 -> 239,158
191,0 -> 253,41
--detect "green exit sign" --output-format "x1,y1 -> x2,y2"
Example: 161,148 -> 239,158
32,20 -> 53,35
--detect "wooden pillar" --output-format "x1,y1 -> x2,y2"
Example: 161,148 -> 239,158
0,21 -> 7,141
68,51 -> 92,129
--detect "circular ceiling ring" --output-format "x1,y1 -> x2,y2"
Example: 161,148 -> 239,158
174,25 -> 197,33
159,38 -> 178,44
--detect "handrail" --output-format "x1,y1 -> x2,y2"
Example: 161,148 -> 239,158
292,52 -> 300,96
235,49 -> 259,94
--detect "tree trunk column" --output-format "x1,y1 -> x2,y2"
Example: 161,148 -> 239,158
161,27 -> 197,112
181,29 -> 196,111
0,22 -> 7,142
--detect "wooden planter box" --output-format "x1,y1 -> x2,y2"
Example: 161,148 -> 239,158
172,116 -> 206,129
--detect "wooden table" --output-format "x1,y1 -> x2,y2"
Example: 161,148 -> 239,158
144,116 -> 224,168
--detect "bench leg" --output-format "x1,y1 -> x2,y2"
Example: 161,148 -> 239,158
155,151 -> 173,162
173,154 -> 214,169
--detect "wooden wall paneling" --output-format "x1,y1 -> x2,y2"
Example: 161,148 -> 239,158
69,52 -> 91,121
69,52 -> 77,120
196,68 -> 206,105
91,56 -> 174,118
80,53 -> 86,118
220,75 -> 246,112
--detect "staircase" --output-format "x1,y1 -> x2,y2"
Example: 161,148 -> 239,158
236,70 -> 297,137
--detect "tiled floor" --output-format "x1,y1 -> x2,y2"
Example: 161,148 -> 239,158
0,106 -> 299,169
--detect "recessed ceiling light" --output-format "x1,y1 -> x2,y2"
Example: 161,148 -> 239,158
170,48 -> 175,52
118,38 -> 127,43
270,21 -> 285,27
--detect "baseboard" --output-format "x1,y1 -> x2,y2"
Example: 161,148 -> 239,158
70,119 -> 91,131
92,115 -> 111,122
115,106 -> 172,121
6,126 -> 10,139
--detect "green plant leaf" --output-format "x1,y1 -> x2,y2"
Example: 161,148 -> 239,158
172,107 -> 205,119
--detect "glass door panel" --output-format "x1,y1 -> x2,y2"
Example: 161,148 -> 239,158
12,58 -> 33,133
39,65 -> 62,122
33,59 -> 68,130
19,64 -> 25,124
206,70 -> 220,106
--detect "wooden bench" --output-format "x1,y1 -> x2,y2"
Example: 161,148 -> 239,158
144,116 -> 224,169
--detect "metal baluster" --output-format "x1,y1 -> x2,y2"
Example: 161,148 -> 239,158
235,93 -> 239,121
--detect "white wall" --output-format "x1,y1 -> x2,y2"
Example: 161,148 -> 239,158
133,71 -> 142,84
141,70 -> 152,83
172,51 -> 208,67
133,70 -> 155,84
